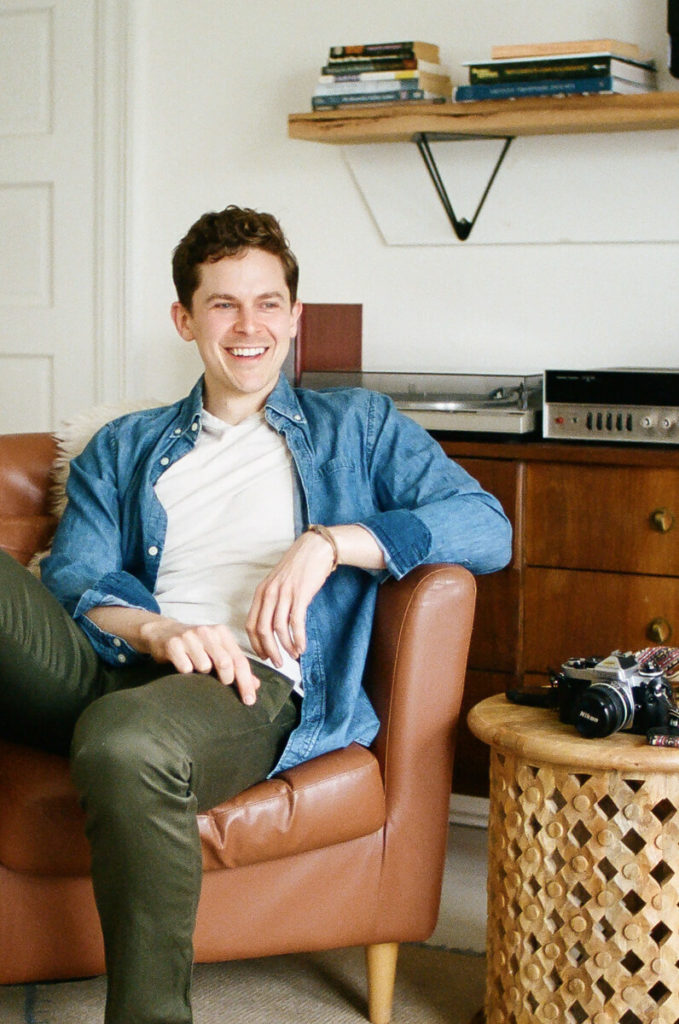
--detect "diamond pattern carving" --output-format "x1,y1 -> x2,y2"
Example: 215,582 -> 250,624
485,749 -> 679,1023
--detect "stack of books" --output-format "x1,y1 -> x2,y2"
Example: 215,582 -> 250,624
311,40 -> 452,110
455,38 -> 657,103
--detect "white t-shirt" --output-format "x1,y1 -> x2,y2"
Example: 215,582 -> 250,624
153,408 -> 302,687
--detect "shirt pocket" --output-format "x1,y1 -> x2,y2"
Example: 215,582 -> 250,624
313,457 -> 373,521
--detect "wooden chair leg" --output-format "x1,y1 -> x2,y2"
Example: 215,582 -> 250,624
365,941 -> 399,1024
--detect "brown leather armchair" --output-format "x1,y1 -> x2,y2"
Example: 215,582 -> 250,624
0,431 -> 476,1024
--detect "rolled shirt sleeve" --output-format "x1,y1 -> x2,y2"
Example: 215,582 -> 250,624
357,392 -> 512,579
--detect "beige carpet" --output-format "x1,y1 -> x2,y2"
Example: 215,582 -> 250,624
2,944 -> 486,1023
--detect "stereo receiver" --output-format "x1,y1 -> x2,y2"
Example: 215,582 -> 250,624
543,369 -> 679,444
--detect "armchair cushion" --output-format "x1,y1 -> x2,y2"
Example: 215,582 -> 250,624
0,738 -> 386,877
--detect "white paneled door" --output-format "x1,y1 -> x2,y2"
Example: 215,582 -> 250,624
0,1 -> 123,433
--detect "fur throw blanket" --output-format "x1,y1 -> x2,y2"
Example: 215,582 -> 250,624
30,398 -> 159,573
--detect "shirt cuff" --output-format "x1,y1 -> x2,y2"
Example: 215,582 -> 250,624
358,510 -> 432,579
75,611 -> 142,666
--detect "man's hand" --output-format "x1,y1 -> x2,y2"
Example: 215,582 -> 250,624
85,607 -> 260,705
246,524 -> 386,668
246,529 -> 335,667
139,619 -> 260,705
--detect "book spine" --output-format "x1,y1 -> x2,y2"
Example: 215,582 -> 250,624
328,41 -> 438,61
312,89 -> 427,109
467,56 -> 655,85
319,69 -> 420,82
314,78 -> 425,97
321,57 -> 418,75
454,76 -> 642,101
319,60 -> 446,81
468,56 -> 612,83
491,39 -> 641,60
329,42 -> 418,59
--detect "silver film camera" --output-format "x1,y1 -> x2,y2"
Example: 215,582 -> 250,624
508,651 -> 679,739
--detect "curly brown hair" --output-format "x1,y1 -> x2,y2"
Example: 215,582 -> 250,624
172,206 -> 299,310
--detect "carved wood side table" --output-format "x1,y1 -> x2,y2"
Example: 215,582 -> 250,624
468,694 -> 679,1024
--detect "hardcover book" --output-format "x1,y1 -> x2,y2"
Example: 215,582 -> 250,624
490,39 -> 648,61
315,74 -> 451,99
320,59 -> 447,80
455,75 -> 655,102
328,40 -> 439,62
312,89 -> 447,109
464,55 -> 656,88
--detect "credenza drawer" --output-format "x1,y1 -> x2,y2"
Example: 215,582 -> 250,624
525,463 -> 679,576
524,567 -> 679,672
454,669 -> 515,797
453,457 -> 522,671
467,568 -> 521,672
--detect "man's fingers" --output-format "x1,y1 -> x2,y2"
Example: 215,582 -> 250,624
231,654 -> 261,706
162,625 -> 260,706
287,605 -> 307,658
247,582 -> 284,666
165,634 -> 203,674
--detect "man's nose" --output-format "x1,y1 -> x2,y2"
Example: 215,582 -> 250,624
235,307 -> 257,333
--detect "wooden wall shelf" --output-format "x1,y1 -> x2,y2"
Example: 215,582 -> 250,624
288,91 -> 679,144
289,92 -> 679,240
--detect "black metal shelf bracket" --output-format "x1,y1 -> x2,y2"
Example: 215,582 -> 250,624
414,132 -> 514,241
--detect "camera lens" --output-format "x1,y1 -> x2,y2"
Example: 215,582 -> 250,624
575,683 -> 634,738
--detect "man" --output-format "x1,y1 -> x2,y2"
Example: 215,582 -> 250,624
0,206 -> 511,1023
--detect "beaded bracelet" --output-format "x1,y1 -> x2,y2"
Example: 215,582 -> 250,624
307,523 -> 339,571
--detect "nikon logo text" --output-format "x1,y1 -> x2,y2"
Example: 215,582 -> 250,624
579,711 -> 598,723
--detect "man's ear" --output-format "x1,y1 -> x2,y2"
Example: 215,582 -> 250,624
171,301 -> 195,342
290,300 -> 303,338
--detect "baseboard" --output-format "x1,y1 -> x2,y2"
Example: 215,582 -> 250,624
449,793 -> 489,830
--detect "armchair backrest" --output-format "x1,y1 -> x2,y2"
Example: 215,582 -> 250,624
0,433 -> 57,565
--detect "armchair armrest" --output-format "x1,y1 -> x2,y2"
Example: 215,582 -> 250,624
365,564 -> 477,935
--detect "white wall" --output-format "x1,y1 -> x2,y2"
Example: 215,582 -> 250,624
124,0 -> 679,403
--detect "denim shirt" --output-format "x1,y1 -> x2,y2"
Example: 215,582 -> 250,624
41,374 -> 512,773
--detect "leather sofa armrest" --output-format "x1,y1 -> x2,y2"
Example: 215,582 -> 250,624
363,564 -> 476,934
366,564 -> 476,809
0,434 -> 56,518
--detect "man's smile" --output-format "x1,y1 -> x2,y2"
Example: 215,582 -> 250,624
227,347 -> 267,358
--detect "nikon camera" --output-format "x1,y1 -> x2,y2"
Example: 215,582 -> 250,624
508,651 -> 678,739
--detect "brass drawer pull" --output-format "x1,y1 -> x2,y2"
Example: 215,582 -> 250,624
647,617 -> 673,644
650,508 -> 675,533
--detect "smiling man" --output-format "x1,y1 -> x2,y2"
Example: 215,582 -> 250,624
171,246 -> 301,422
0,205 -> 512,1024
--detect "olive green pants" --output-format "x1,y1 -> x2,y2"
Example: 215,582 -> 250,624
0,550 -> 300,1024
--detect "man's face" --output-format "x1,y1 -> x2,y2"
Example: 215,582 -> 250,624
171,248 -> 302,423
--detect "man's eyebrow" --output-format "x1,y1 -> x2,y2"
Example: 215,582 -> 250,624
205,291 -> 286,302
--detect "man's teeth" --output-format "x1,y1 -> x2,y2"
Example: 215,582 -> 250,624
229,347 -> 266,357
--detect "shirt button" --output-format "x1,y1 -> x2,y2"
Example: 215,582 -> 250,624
293,414 -> 303,421
148,545 -> 159,557
191,422 -> 199,432
173,427 -> 182,435
117,653 -> 127,664
160,456 -> 170,466
112,637 -> 122,647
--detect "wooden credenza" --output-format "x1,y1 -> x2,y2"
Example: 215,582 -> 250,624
438,435 -> 679,798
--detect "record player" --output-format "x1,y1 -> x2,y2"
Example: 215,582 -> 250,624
299,371 -> 543,435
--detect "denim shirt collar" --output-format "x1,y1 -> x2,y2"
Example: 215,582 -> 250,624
265,374 -> 312,442
175,374 -> 309,442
